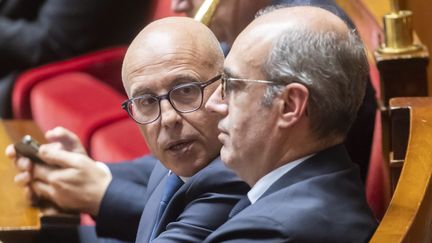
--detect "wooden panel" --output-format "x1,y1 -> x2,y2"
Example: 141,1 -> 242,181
389,107 -> 409,191
370,97 -> 432,242
376,51 -> 429,107
401,0 -> 432,95
0,120 -> 41,230
361,0 -> 391,23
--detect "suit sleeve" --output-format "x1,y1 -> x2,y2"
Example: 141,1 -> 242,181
95,156 -> 157,241
153,164 -> 250,242
203,216 -> 289,243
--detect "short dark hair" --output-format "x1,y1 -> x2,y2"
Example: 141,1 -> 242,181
262,27 -> 368,139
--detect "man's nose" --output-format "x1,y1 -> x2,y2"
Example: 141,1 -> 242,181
160,100 -> 182,128
205,85 -> 228,116
171,0 -> 193,13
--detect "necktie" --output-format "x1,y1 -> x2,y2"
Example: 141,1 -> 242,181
229,196 -> 251,218
150,173 -> 184,240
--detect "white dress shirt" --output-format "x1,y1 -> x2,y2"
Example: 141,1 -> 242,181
247,154 -> 315,204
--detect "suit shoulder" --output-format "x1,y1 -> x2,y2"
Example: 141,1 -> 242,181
187,158 -> 249,195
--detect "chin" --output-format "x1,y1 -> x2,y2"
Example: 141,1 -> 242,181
220,150 -> 234,169
175,162 -> 206,177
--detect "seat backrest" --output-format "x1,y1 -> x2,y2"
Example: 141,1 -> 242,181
12,47 -> 127,119
370,97 -> 432,243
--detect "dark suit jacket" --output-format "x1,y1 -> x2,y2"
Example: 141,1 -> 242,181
204,144 -> 378,243
96,156 -> 249,242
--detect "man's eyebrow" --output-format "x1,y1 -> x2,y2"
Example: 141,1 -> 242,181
131,74 -> 200,98
132,87 -> 152,98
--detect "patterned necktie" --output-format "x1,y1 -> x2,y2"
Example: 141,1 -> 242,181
229,196 -> 251,218
150,173 -> 184,240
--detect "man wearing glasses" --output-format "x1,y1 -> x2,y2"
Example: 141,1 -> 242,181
171,0 -> 377,185
204,6 -> 377,242
7,17 -> 248,242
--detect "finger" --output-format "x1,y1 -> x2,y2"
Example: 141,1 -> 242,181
46,127 -> 88,155
45,126 -> 78,144
5,144 -> 17,158
32,163 -> 57,183
38,145 -> 86,168
16,157 -> 32,171
42,142 -> 63,151
31,180 -> 55,201
14,171 -> 32,186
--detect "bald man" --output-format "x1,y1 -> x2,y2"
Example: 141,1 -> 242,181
7,17 -> 248,242
204,6 -> 377,242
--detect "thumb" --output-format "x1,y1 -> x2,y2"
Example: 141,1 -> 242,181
45,127 -> 87,155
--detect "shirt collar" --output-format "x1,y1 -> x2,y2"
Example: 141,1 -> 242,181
168,170 -> 189,183
247,154 -> 314,204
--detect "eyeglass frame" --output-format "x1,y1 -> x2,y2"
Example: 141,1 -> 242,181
220,74 -> 282,99
122,74 -> 222,124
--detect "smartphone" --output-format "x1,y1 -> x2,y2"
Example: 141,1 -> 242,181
14,135 -> 45,164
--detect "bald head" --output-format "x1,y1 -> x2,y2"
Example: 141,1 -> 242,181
226,6 -> 368,141
253,6 -> 349,33
122,17 -> 224,91
231,6 -> 350,60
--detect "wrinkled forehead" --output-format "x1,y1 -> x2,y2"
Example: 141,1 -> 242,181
123,47 -> 220,98
124,31 -> 211,76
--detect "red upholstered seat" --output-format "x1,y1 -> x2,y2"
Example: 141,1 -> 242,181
90,118 -> 150,163
13,47 -> 127,119
30,72 -> 127,148
365,60 -> 391,220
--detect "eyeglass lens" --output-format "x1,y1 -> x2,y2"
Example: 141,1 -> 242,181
129,83 -> 203,123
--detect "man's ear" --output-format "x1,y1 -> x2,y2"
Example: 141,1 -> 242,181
276,83 -> 309,128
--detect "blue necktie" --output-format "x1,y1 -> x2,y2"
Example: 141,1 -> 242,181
150,173 -> 184,240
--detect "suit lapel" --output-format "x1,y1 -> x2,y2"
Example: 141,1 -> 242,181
135,163 -> 168,242
260,144 -> 355,199
152,157 -> 222,238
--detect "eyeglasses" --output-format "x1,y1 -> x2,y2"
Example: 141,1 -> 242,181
221,74 -> 280,99
122,74 -> 221,124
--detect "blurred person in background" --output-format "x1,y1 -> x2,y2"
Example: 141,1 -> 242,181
0,0 -> 150,118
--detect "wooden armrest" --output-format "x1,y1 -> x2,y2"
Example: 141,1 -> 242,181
370,97 -> 432,242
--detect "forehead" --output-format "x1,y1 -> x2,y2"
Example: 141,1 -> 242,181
125,50 -> 213,97
225,34 -> 271,79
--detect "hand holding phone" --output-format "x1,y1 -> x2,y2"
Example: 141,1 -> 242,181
14,135 -> 45,164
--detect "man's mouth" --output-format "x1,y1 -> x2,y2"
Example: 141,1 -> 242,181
166,139 -> 194,152
217,123 -> 228,134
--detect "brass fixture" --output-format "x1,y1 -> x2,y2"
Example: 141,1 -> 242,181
377,0 -> 422,54
194,0 -> 220,25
